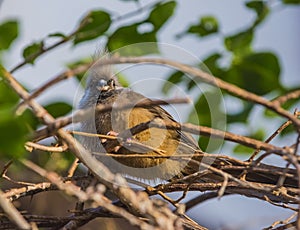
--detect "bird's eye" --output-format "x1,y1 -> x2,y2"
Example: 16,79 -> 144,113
107,79 -> 115,88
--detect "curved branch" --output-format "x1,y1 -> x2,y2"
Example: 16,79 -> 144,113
273,89 -> 300,106
91,56 -> 300,129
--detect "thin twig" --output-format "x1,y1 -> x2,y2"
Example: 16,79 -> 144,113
3,176 -> 91,201
25,141 -> 68,152
248,119 -> 293,161
218,174 -> 228,198
263,212 -> 297,230
263,195 -> 298,211
0,160 -> 13,177
272,89 -> 300,106
10,32 -> 76,73
67,158 -> 80,178
16,62 -> 93,114
71,130 -> 166,155
4,181 -> 56,201
1,161 -> 36,186
185,192 -> 220,211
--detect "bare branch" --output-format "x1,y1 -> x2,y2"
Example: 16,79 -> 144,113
249,119 -> 293,161
21,159 -> 157,229
0,189 -> 31,229
4,182 -> 56,201
272,89 -> 300,106
25,141 -> 68,152
264,212 -> 297,230
89,56 -> 300,129
16,62 -> 92,115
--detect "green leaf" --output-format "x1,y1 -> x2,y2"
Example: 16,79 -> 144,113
0,106 -> 28,158
282,0 -> 300,4
203,54 -> 221,66
44,102 -> 72,118
185,54 -> 225,91
198,136 -> 210,152
147,1 -> 176,31
227,101 -> 253,123
224,30 -> 253,56
279,124 -> 295,136
48,32 -> 67,39
107,24 -> 158,55
20,109 -> 40,131
180,16 -> 218,38
22,41 -> 44,64
162,71 -> 184,94
246,1 -> 269,27
186,78 -> 196,91
279,111 -> 299,135
265,88 -> 300,118
233,129 -> 265,155
190,91 -> 225,152
233,144 -> 253,155
74,10 -> 111,45
189,90 -> 224,127
0,79 -> 19,105
185,53 -> 224,91
202,54 -> 225,78
189,93 -> 212,127
224,52 -> 281,95
116,72 -> 129,87
0,20 -> 19,50
0,70 -> 32,158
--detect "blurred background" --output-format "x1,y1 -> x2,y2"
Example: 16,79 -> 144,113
0,0 -> 300,229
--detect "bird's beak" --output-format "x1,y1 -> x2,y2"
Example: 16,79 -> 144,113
97,79 -> 110,92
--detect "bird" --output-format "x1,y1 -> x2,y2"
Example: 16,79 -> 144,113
78,61 -> 205,181
78,57 -> 298,187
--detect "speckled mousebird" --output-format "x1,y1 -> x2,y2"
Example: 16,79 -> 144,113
78,59 -> 208,181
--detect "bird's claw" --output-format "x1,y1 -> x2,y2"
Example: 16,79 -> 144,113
101,131 -> 119,144
107,131 -> 119,137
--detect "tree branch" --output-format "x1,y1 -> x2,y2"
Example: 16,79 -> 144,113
0,189 -> 31,229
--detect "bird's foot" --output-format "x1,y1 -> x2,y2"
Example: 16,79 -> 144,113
101,131 -> 119,144
101,131 -> 121,152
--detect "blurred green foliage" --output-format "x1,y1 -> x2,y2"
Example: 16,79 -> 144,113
0,20 -> 18,51
74,10 -> 111,45
22,41 -> 44,64
44,102 -> 72,118
107,1 -> 176,55
177,15 -> 219,38
0,78 -> 30,158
